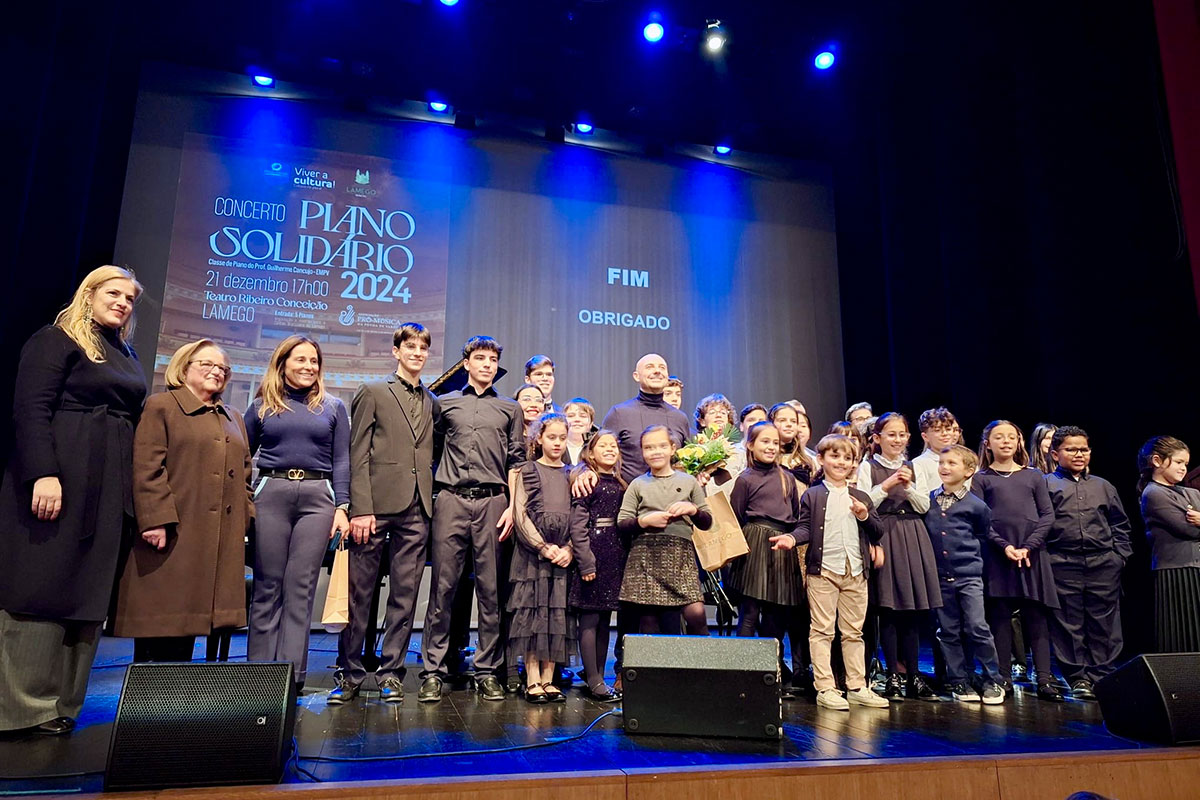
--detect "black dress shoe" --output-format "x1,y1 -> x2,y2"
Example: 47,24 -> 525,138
1037,683 -> 1065,702
418,676 -> 444,703
327,679 -> 361,705
524,686 -> 549,705
1070,679 -> 1096,701
379,676 -> 404,703
32,717 -> 75,736
475,675 -> 506,701
907,674 -> 941,702
882,672 -> 907,700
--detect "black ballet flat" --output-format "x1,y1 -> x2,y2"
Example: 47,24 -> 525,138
1037,683 -> 1065,702
32,717 -> 75,736
584,685 -> 621,703
543,683 -> 567,703
524,684 -> 549,704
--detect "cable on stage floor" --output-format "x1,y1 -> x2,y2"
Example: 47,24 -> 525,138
290,709 -> 621,781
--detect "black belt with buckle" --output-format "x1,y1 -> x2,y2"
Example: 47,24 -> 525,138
262,468 -> 332,481
442,485 -> 506,499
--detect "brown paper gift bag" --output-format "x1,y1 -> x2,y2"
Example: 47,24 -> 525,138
692,492 -> 749,571
321,545 -> 350,633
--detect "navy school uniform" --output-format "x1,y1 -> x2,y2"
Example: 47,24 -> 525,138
924,488 -> 1002,686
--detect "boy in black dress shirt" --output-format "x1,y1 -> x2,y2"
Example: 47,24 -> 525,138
418,336 -> 525,703
1044,426 -> 1131,700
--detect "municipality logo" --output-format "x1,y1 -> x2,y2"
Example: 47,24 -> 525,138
339,305 -> 356,326
264,161 -> 286,178
346,168 -> 378,197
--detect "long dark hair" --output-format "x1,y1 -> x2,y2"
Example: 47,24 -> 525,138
1030,423 -> 1057,474
570,429 -> 627,489
977,420 -> 1030,470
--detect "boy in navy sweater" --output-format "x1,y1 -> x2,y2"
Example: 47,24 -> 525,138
925,445 -> 1004,704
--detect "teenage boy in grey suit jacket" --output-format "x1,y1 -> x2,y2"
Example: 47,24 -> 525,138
330,323 -> 439,704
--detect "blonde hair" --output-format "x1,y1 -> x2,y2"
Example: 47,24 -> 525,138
165,339 -> 228,397
54,265 -> 142,363
256,335 -> 326,417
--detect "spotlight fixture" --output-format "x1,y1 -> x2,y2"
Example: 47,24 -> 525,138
439,0 -> 459,5
814,51 -> 835,70
704,20 -> 726,53
714,144 -> 731,155
643,12 -> 664,42
575,122 -> 594,134
428,101 -> 449,113
251,74 -> 275,88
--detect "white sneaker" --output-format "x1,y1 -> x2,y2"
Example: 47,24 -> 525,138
981,683 -> 1005,705
847,687 -> 890,708
816,689 -> 850,711
949,682 -> 981,702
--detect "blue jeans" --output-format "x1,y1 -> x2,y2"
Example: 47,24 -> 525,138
935,576 -> 1001,685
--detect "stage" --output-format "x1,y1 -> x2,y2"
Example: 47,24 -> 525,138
2,632 -> 1197,799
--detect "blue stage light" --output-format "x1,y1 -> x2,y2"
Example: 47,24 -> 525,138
714,145 -> 732,155
428,101 -> 449,113
575,122 -> 594,134
814,51 -> 835,70
439,0 -> 459,5
643,22 -> 664,42
252,75 -> 275,88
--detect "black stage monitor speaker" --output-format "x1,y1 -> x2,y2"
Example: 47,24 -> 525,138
105,661 -> 297,791
621,634 -> 781,739
1095,653 -> 1200,745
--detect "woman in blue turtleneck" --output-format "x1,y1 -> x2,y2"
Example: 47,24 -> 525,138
245,335 -> 350,692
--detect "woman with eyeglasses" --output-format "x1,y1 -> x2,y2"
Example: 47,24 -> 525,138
111,339 -> 253,663
0,266 -> 146,736
244,335 -> 350,693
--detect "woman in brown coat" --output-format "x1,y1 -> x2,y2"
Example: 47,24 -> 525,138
112,339 -> 254,661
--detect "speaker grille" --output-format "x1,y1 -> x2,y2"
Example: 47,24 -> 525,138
106,662 -> 295,790
1149,654 -> 1200,742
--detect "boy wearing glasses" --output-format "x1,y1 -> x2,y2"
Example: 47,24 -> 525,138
912,407 -> 964,492
1044,425 -> 1131,700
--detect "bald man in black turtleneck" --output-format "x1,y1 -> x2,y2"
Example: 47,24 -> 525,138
600,353 -> 690,483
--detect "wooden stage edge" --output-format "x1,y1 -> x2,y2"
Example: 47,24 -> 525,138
74,747 -> 1200,800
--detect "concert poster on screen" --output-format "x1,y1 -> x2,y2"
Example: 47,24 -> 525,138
155,133 -> 450,410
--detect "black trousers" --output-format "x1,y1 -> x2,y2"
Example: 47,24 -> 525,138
338,504 -> 428,685
1049,550 -> 1124,684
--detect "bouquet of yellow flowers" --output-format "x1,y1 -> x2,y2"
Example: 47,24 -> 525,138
674,426 -> 737,478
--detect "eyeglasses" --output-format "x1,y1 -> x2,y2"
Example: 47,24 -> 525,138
1061,447 -> 1091,455
189,360 -> 232,377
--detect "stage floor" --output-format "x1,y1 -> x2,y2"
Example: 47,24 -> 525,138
0,632 -> 1149,795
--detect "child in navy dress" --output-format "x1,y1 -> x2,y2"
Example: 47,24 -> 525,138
568,430 -> 626,701
727,421 -> 805,692
509,412 -> 576,704
971,420 -> 1063,702
856,412 -> 942,701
